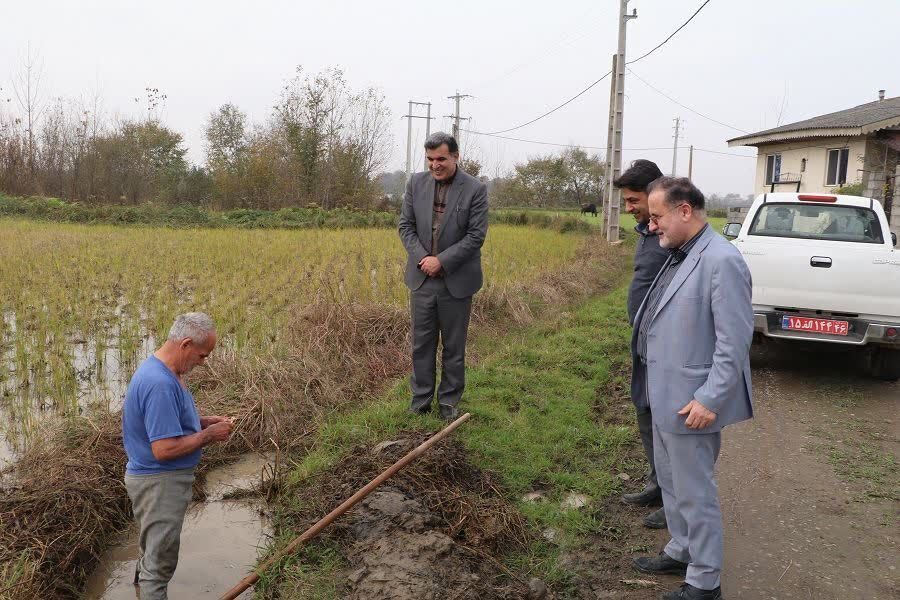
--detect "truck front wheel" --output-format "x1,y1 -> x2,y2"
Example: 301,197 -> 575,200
868,347 -> 900,381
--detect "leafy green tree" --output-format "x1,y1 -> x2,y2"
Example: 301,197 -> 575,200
205,103 -> 247,173
562,147 -> 604,207
92,120 -> 188,203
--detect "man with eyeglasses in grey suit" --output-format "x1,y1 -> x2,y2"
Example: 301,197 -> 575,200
630,177 -> 754,600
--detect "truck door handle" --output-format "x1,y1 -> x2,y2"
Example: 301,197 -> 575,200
810,256 -> 832,268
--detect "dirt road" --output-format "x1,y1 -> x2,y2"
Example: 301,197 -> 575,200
718,342 -> 898,599
568,342 -> 898,599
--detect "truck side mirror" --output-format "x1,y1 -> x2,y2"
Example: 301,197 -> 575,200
723,223 -> 742,239
892,232 -> 897,247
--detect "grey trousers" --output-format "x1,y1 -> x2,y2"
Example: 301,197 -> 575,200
124,468 -> 195,600
635,407 -> 659,488
653,422 -> 723,590
633,360 -> 659,489
409,277 -> 473,412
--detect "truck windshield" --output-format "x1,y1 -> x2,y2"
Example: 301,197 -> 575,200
748,203 -> 884,244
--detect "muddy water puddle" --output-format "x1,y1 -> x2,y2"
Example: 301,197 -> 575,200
84,454 -> 271,599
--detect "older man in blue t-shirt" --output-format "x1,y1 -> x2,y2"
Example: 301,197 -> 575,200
122,312 -> 233,599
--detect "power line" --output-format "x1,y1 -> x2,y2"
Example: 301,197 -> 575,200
461,128 -> 755,157
462,130 -> 603,150
627,67 -> 749,133
472,0 -> 717,137
693,147 -> 755,158
626,0 -> 713,65
475,71 -> 612,135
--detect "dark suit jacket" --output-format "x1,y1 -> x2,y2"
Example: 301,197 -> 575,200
398,169 -> 488,298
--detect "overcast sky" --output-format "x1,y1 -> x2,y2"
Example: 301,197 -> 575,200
2,0 -> 897,195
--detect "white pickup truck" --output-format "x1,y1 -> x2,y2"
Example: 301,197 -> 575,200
724,192 -> 900,380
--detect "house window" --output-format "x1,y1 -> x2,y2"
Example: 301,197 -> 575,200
765,154 -> 782,185
826,148 -> 849,186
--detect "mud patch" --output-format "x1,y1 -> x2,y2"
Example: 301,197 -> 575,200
272,434 -> 533,599
555,484 -> 669,599
339,488 -> 512,599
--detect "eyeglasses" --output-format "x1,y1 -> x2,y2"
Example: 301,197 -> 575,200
649,202 -> 688,225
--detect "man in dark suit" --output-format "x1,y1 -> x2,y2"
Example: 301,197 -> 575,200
630,177 -> 754,600
398,132 -> 488,420
615,159 -> 670,531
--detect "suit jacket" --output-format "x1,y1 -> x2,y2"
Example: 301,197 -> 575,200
398,169 -> 488,299
631,225 -> 754,434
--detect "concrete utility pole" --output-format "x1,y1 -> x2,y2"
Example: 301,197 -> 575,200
604,0 -> 637,242
604,53 -> 617,220
424,102 -> 432,170
688,144 -> 694,179
446,91 -> 471,145
405,101 -> 413,182
671,117 -> 681,176
403,101 -> 435,184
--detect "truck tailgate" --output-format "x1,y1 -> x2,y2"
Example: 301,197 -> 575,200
738,236 -> 900,319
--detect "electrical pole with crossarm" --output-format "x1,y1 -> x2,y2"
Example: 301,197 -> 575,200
403,101 -> 435,185
446,91 -> 471,145
604,0 -> 638,242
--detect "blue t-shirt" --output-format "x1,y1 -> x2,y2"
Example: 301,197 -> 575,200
122,355 -> 202,475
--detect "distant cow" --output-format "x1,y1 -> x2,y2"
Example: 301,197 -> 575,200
581,203 -> 598,216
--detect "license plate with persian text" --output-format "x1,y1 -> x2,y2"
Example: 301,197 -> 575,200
781,316 -> 849,336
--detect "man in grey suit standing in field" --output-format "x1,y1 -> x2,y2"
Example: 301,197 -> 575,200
630,177 -> 753,600
398,132 -> 488,420
615,159 -> 670,531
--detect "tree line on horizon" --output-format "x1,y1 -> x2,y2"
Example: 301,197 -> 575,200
1,50 -> 748,214
0,54 -> 392,211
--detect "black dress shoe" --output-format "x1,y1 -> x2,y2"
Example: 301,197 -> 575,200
632,552 -> 688,576
439,404 -> 459,421
661,583 -> 722,600
621,483 -> 663,507
642,506 -> 668,529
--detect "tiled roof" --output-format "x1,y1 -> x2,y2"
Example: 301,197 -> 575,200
728,96 -> 900,146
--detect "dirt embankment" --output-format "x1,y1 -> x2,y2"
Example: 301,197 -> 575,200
279,436 -> 531,600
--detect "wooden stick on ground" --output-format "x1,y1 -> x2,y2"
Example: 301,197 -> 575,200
219,412 -> 473,600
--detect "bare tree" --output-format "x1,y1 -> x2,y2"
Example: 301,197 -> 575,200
350,86 -> 391,181
12,44 -> 46,177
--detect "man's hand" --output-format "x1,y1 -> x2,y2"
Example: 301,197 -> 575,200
151,418 -> 234,461
203,419 -> 234,443
678,399 -> 717,430
418,256 -> 442,277
201,415 -> 231,429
